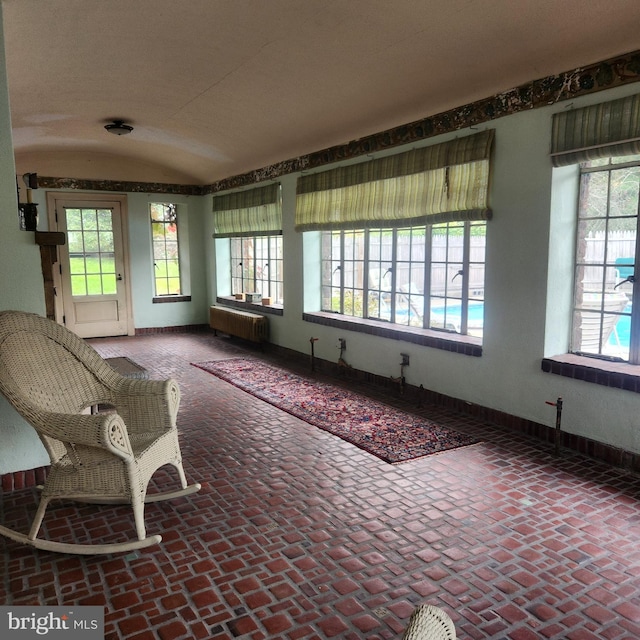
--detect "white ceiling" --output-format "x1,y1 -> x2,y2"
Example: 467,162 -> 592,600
4,0 -> 640,186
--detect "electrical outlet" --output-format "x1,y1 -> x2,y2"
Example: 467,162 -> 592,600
401,353 -> 410,366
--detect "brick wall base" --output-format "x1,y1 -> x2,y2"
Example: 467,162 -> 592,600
271,343 -> 640,474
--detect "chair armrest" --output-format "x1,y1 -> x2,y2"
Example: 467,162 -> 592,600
111,378 -> 180,434
29,410 -> 134,459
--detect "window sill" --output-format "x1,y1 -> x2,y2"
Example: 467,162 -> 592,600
153,295 -> 192,303
542,353 -> 640,393
216,296 -> 284,316
303,311 -> 482,356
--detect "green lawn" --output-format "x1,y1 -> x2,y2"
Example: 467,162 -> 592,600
70,256 -> 116,296
69,255 -> 181,297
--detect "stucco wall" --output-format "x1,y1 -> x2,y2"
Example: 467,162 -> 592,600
0,6 -> 50,474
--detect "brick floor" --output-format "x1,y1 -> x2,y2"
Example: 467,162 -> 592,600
1,331 -> 640,639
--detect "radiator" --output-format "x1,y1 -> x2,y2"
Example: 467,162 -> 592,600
209,305 -> 268,343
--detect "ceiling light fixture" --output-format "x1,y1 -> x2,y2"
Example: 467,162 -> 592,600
104,120 -> 133,135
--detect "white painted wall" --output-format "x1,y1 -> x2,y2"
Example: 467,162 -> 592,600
0,6 -> 50,474
0,12 -> 44,314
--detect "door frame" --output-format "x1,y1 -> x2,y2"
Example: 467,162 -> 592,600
46,191 -> 135,336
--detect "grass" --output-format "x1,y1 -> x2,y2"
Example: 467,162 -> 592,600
69,256 -> 181,296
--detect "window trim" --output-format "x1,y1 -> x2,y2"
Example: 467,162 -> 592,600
152,295 -> 191,304
216,295 -> 283,316
542,353 -> 640,393
303,310 -> 482,356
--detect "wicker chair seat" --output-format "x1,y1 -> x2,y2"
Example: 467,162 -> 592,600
0,310 -> 200,554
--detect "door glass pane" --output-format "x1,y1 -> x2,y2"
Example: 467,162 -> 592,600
101,274 -> 117,295
97,209 -> 112,229
66,209 -> 82,228
66,207 -> 115,297
82,209 -> 98,230
71,275 -> 87,296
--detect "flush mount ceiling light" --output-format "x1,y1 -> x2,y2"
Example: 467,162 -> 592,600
104,120 -> 133,135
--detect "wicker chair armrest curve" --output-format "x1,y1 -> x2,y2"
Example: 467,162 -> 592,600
30,410 -> 134,459
112,378 -> 181,433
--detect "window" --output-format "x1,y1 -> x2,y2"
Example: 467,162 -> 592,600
150,203 -> 182,296
299,130 -> 493,341
321,221 -> 485,337
66,207 -> 117,296
571,154 -> 640,362
229,235 -> 284,304
550,92 -> 640,365
212,183 -> 283,306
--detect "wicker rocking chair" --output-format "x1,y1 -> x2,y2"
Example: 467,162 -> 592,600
0,310 -> 201,554
402,604 -> 456,640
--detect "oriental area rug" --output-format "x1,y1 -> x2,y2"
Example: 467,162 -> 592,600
192,358 -> 478,464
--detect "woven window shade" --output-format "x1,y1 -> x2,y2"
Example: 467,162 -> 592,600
213,183 -> 281,237
295,129 -> 494,231
551,93 -> 640,167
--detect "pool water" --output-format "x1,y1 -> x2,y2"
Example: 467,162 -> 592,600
430,301 -> 484,330
432,302 -> 632,348
611,306 -> 631,347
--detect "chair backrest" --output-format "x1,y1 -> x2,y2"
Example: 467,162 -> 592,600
0,310 -> 117,416
615,257 -> 635,280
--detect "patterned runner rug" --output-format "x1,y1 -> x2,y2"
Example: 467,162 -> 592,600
192,358 -> 478,463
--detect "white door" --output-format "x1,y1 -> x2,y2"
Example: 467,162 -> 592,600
49,194 -> 133,338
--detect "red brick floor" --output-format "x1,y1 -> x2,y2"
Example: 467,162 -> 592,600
1,331 -> 640,640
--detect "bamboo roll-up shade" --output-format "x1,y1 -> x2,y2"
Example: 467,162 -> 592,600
213,183 -> 281,237
295,130 -> 493,231
551,93 -> 640,167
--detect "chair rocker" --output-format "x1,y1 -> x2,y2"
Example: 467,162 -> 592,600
0,310 -> 201,555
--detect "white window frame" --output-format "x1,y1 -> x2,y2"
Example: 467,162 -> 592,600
149,201 -> 191,302
320,221 -> 485,337
229,234 -> 284,305
571,156 -> 640,363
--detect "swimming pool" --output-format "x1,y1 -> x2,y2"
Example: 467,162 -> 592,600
430,301 -> 484,332
611,306 -> 631,347
431,302 -> 632,348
